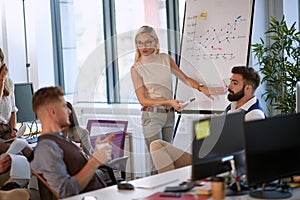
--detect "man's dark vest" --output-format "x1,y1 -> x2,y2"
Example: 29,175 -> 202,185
38,134 -> 106,193
225,99 -> 265,116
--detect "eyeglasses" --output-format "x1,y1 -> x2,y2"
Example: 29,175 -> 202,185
136,39 -> 155,48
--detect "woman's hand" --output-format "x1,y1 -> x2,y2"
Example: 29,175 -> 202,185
0,63 -> 8,80
169,99 -> 183,112
199,85 -> 226,100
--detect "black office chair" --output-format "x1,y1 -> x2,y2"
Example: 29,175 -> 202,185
86,119 -> 129,186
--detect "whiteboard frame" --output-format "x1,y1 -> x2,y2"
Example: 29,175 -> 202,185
174,0 -> 255,114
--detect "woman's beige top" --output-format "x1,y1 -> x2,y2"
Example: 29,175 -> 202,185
133,52 -> 172,100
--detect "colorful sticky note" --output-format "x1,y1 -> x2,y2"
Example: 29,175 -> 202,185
195,120 -> 210,140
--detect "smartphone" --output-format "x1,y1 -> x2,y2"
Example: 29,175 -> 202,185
159,192 -> 182,197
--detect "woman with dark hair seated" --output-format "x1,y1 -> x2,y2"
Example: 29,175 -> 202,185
65,102 -> 93,156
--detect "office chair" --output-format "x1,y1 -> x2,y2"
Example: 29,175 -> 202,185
86,119 -> 129,185
32,171 -> 60,200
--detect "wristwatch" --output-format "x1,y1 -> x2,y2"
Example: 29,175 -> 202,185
198,83 -> 204,92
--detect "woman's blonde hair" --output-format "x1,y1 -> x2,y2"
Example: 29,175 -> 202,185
0,48 -> 4,63
134,26 -> 160,63
0,48 -> 11,96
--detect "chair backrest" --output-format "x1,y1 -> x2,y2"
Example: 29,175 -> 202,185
86,119 -> 128,164
32,171 -> 60,200
86,120 -> 128,136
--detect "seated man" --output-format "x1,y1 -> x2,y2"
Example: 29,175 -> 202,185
150,66 -> 265,173
30,86 -> 112,198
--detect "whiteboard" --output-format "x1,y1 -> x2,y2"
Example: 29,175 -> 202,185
175,0 -> 254,112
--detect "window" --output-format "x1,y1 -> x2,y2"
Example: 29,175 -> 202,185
178,0 -> 186,34
115,0 -> 168,103
59,0 -> 106,103
283,0 -> 299,30
54,0 -> 184,104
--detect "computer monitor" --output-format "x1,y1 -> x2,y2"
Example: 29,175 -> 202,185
296,81 -> 300,113
192,111 -> 245,181
244,113 -> 300,199
14,82 -> 37,123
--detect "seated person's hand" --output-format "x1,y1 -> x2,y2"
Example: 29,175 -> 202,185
0,154 -> 11,173
92,138 -> 112,165
11,129 -> 17,138
95,133 -> 115,145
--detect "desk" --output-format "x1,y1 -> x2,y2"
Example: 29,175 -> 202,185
62,166 -> 300,200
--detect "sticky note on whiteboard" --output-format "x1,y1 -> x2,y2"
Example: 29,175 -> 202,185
195,120 -> 210,140
198,12 -> 207,20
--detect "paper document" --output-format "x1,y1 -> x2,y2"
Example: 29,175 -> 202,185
0,138 -> 31,179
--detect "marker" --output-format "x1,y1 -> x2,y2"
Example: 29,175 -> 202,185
183,98 -> 196,104
180,98 -> 196,106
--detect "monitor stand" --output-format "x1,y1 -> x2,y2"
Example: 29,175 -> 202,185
226,181 -> 250,196
226,156 -> 250,196
249,189 -> 292,199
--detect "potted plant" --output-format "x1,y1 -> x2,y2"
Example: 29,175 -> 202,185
252,16 -> 300,115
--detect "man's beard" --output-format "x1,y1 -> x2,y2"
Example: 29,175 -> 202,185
227,86 -> 245,102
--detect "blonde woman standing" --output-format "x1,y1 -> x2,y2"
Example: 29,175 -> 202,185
130,26 -> 224,159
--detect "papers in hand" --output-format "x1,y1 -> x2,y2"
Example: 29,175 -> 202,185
6,138 -> 28,154
0,138 -> 31,179
16,124 -> 27,138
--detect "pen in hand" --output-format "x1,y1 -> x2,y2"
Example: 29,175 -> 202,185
179,98 -> 196,107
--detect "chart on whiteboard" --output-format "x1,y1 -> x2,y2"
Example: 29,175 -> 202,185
176,0 -> 253,111
185,14 -> 247,61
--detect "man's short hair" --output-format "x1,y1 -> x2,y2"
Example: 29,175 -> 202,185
231,66 -> 260,90
32,86 -> 65,114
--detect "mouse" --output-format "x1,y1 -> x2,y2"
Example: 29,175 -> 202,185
117,182 -> 134,190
